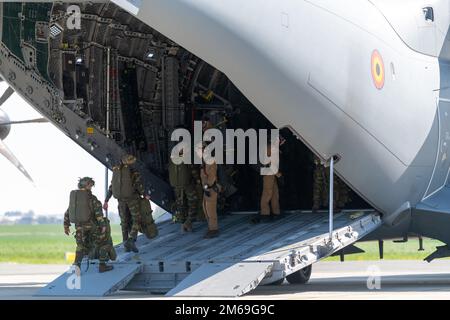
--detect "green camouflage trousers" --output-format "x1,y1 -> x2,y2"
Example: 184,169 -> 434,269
74,223 -> 110,263
89,219 -> 117,262
313,166 -> 350,209
173,186 -> 198,223
312,165 -> 328,210
335,176 -> 351,208
118,199 -> 141,240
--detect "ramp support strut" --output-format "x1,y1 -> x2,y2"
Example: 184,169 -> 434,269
329,156 -> 334,241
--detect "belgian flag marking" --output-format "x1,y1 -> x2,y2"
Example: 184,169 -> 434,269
371,50 -> 385,90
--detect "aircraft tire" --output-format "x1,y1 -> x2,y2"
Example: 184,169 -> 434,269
286,265 -> 312,284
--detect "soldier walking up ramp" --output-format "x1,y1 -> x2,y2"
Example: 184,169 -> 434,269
36,210 -> 381,297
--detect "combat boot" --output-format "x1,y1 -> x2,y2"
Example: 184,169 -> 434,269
251,215 -> 272,224
333,203 -> 341,214
73,251 -> 83,269
99,263 -> 114,273
126,238 -> 139,253
123,240 -> 131,252
271,214 -> 282,221
250,215 -> 261,224
204,230 -> 219,239
182,220 -> 193,232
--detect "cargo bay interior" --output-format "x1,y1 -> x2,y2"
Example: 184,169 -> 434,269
1,2 -> 370,213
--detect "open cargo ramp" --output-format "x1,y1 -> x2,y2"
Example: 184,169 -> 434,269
36,210 -> 381,297
164,210 -> 381,297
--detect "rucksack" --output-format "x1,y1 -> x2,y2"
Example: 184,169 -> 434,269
68,190 -> 92,224
111,165 -> 134,199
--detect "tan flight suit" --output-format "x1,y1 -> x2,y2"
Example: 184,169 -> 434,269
260,174 -> 281,216
200,161 -> 219,231
260,144 -> 281,216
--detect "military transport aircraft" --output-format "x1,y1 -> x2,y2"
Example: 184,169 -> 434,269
0,0 -> 449,297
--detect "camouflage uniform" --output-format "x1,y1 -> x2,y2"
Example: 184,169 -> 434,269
64,191 -> 109,265
192,166 -> 206,221
312,158 -> 328,211
89,218 -> 117,262
312,157 -> 350,211
106,165 -> 145,242
217,165 -> 238,215
168,157 -> 198,225
335,176 -> 351,209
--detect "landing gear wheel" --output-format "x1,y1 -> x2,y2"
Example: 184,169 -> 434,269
268,278 -> 285,285
286,265 -> 312,284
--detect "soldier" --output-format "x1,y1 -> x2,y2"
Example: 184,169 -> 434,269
199,143 -> 220,238
64,177 -> 113,273
312,156 -> 328,212
104,154 -> 150,253
335,176 -> 351,211
312,156 -> 347,212
168,149 -> 198,232
252,142 -> 282,223
89,217 -> 117,265
216,165 -> 238,215
192,166 -> 206,221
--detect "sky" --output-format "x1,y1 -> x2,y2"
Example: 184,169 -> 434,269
0,83 -> 119,216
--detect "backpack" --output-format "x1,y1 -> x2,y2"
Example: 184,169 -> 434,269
111,165 -> 134,199
68,190 -> 92,224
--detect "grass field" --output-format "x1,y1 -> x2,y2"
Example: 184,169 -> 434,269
326,238 -> 445,261
0,225 -> 445,264
0,224 -> 122,264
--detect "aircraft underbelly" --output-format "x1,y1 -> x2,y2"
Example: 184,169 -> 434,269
424,92 -> 450,199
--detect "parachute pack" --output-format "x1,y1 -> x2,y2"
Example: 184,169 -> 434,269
111,165 -> 134,199
68,190 -> 92,224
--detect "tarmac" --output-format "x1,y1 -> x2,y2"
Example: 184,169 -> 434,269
1,260 -> 450,299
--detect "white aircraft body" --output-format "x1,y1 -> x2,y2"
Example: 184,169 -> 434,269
0,0 -> 449,296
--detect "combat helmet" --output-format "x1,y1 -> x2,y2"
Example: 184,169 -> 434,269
78,177 -> 95,189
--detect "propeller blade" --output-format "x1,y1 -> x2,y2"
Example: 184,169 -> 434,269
0,87 -> 14,107
0,139 -> 34,184
0,118 -> 49,126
